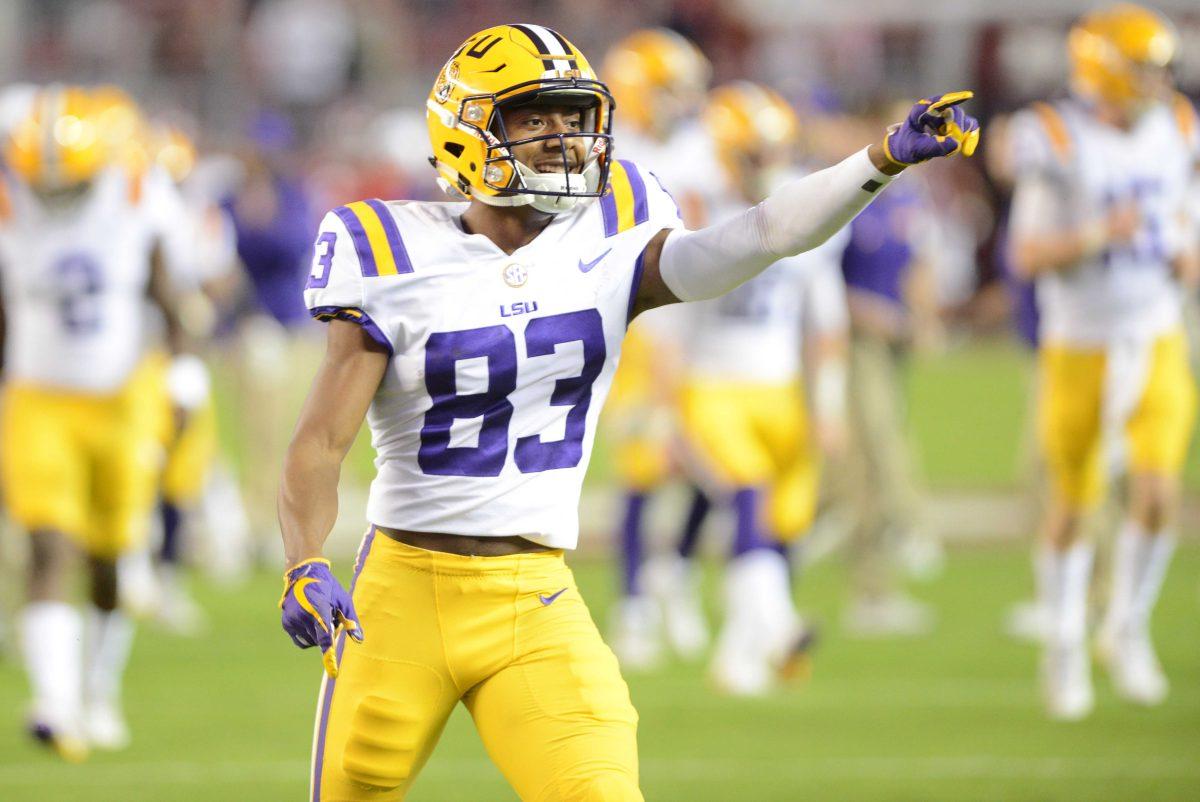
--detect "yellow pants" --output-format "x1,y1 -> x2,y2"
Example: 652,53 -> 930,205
313,531 -> 643,801
679,380 -> 817,540
0,373 -> 160,558
604,323 -> 675,490
131,350 -> 219,505
1038,329 -> 1197,508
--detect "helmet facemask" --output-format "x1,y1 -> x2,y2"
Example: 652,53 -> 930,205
479,88 -> 613,214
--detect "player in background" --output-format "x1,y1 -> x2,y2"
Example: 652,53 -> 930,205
837,104 -> 946,637
599,28 -> 719,668
677,82 -> 850,694
278,22 -> 978,799
0,81 -> 38,657
120,121 -> 243,634
1008,3 -> 1199,719
0,85 -> 195,757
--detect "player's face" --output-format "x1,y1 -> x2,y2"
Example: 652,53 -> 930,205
500,104 -> 587,174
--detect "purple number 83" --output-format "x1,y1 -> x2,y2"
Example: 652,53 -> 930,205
418,309 -> 607,477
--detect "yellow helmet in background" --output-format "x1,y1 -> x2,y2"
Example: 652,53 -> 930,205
703,81 -> 799,199
1068,3 -> 1176,111
3,84 -> 108,192
426,23 -> 613,214
603,28 -> 710,139
89,84 -> 149,172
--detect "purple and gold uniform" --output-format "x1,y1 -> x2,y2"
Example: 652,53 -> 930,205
1010,94 -> 1199,506
303,153 -> 680,799
0,166 -> 166,558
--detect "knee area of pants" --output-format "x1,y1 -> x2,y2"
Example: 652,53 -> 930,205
537,770 -> 642,802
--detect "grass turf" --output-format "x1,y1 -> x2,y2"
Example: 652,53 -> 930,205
1,544 -> 1197,801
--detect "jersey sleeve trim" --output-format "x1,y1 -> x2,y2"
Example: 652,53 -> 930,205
332,200 -> 414,277
600,160 -> 650,237
626,249 -> 647,326
309,305 -> 394,354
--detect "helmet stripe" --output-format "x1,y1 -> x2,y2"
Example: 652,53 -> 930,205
511,23 -> 575,72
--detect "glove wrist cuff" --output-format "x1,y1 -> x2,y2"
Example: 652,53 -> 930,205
283,557 -> 332,583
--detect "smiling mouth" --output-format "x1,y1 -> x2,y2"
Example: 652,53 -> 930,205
533,162 -> 578,173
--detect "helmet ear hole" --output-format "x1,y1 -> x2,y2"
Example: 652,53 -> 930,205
444,142 -> 464,157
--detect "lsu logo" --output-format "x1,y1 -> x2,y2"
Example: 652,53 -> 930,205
500,301 -> 539,318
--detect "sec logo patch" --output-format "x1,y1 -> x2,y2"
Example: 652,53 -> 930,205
503,263 -> 529,288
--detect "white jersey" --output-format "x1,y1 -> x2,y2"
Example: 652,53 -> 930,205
614,121 -> 722,348
1010,96 -> 1200,345
0,167 -> 162,392
683,171 -> 849,384
304,159 -> 682,549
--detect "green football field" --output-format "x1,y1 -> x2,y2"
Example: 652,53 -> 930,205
0,545 -> 1197,802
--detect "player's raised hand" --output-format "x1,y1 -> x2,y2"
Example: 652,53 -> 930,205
883,91 -> 981,166
279,558 -> 363,678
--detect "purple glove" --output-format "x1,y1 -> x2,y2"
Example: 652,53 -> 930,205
279,558 -> 362,678
884,91 -> 980,166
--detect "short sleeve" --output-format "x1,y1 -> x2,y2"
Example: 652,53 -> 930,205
303,210 -> 395,354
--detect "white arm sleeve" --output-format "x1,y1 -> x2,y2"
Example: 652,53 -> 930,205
659,148 -> 894,302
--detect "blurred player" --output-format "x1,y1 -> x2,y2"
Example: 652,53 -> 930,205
600,28 -> 718,667
678,82 -> 850,694
278,23 -> 977,799
124,122 -> 241,633
0,85 -> 194,756
1008,4 -> 1199,719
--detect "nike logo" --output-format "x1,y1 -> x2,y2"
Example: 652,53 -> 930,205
577,249 -> 612,273
538,588 -> 568,606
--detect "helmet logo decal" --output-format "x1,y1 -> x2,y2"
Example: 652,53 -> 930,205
503,263 -> 529,287
435,62 -> 459,103
465,35 -> 504,60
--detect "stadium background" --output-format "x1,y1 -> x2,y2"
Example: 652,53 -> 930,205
0,0 -> 1198,800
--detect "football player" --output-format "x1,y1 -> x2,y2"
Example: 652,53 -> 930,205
0,85 -> 195,756
125,121 -> 239,633
599,28 -> 717,668
278,23 -> 977,800
677,82 -> 851,694
1008,3 -> 1199,719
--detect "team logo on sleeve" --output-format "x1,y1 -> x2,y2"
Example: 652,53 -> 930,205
503,262 -> 529,287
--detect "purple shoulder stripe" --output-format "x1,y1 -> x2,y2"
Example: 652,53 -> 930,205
309,306 -> 393,354
600,184 -> 619,238
363,199 -> 414,274
332,206 -> 378,277
618,160 -> 650,226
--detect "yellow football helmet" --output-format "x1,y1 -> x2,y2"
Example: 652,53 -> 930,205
703,81 -> 799,201
426,24 -> 613,214
602,28 -> 710,139
1068,3 -> 1176,111
90,84 -> 148,171
3,84 -> 107,192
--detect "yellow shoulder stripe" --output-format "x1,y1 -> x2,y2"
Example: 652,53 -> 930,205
1171,93 -> 1198,144
1031,102 -> 1072,163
